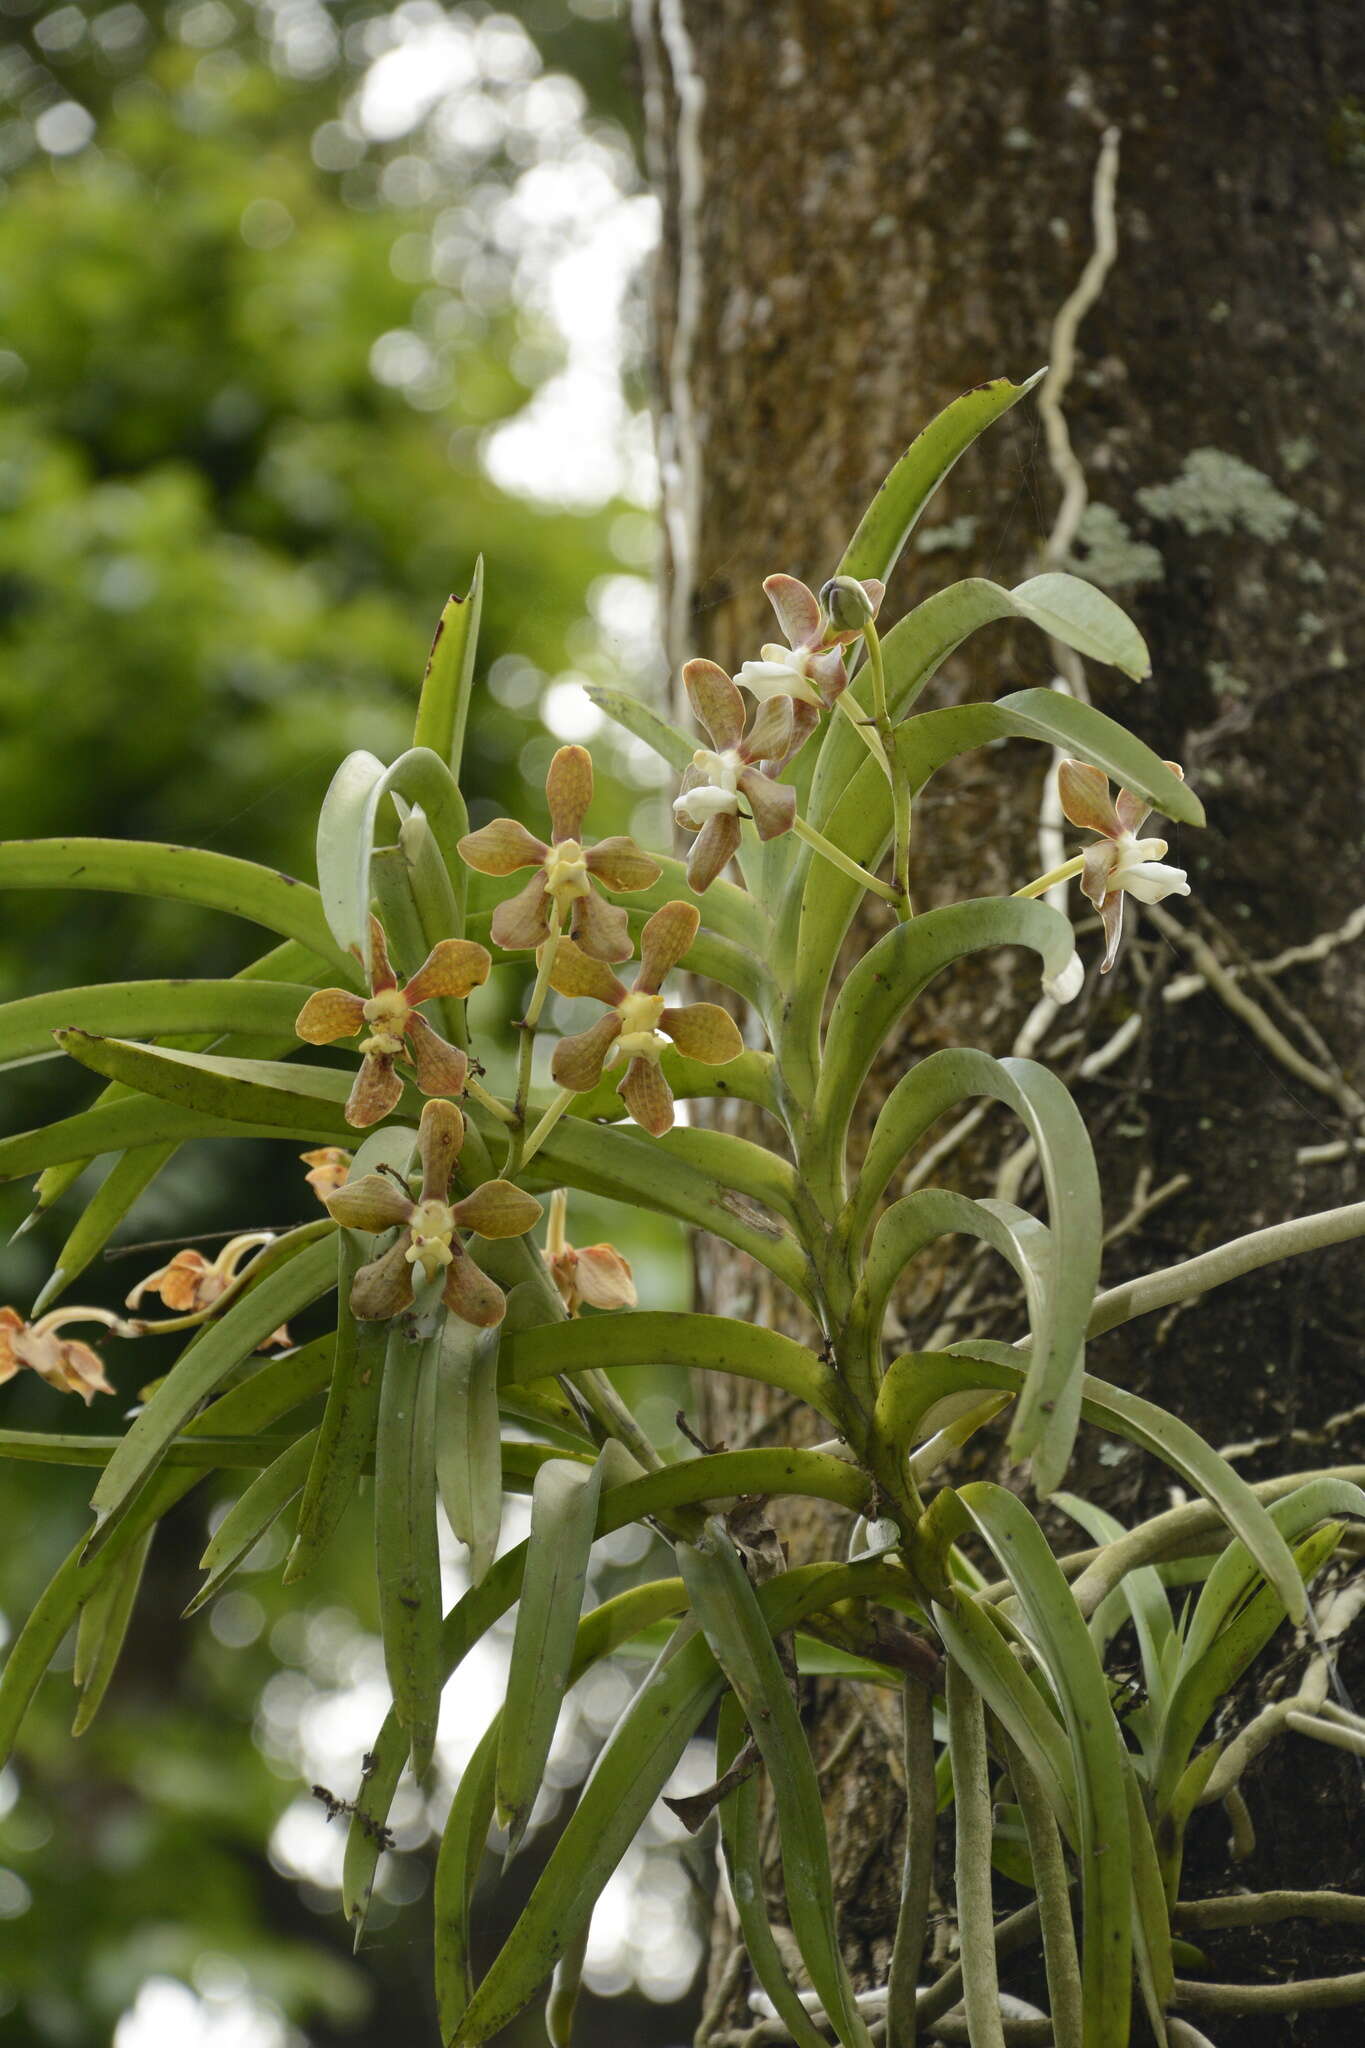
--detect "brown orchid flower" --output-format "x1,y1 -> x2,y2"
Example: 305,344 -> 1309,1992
547,900 -> 744,1136
542,1189 -> 636,1318
125,1233 -> 292,1348
1058,759 -> 1192,973
300,1147 -> 352,1203
294,919 -> 489,1128
458,744 -> 661,963
0,1305 -> 123,1404
734,572 -> 885,711
322,1099 -> 542,1326
674,661 -> 809,891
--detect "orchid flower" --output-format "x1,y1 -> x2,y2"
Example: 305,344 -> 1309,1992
300,1147 -> 352,1203
0,1306 -> 125,1403
322,1098 -> 542,1326
674,661 -> 809,890
547,901 -> 744,1136
295,920 -> 489,1127
124,1233 -> 293,1348
1058,758 -> 1192,972
734,571 -> 885,710
542,1189 -> 637,1318
458,744 -> 661,963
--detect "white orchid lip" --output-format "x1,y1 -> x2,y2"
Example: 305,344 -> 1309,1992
735,652 -> 822,707
1111,833 -> 1189,904
675,746 -> 744,823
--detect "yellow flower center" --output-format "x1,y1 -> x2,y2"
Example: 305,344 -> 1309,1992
612,989 -> 667,1062
405,1198 -> 457,1282
544,838 -> 591,915
363,987 -> 410,1032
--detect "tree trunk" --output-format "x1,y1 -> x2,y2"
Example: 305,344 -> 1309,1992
636,2 -> 1365,2040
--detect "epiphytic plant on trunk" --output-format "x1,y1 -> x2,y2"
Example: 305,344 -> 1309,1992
3,377 -> 1364,2048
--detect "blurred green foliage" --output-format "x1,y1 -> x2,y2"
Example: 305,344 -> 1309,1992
0,4 -> 694,2042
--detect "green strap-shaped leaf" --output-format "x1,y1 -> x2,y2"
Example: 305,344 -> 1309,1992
837,372 -> 1045,585
0,1097 -> 319,1184
184,1431 -> 317,1616
932,1591 -> 1078,1842
285,1278 -> 387,1585
450,1558 -> 910,2046
943,1657 -> 1007,2048
53,1031 -> 363,1141
1155,1508 -> 1350,1816
507,1114 -> 814,1307
435,1318 -> 504,1589
860,1192 -> 1087,1494
432,1577 -> 690,2038
496,1451 -> 608,1853
544,1921 -> 591,2048
500,1313 -> 851,1432
0,1336 -> 334,1769
86,1233 -> 337,1553
376,1317 -> 445,1779
809,897 -> 1077,1197
1052,1494 -> 1175,1725
582,683 -> 693,771
1174,1476 -> 1365,1679
1123,1757 -> 1174,2041
413,565 -> 483,777
894,1344 -> 1308,1624
71,1525 -> 155,1738
897,690 -> 1202,830
0,980 -> 316,1071
679,1520 -> 873,2048
0,838 -> 352,970
337,1460 -> 890,1939
954,1483 -> 1133,2048
316,747 -> 469,978
715,1691 -> 830,2048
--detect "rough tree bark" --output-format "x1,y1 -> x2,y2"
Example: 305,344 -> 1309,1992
635,4 -> 1365,2042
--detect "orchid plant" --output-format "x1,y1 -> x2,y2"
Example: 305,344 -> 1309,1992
1,377 -> 1363,2048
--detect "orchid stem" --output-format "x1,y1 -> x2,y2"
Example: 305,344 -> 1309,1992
833,688 -> 889,770
1013,852 -> 1084,899
519,1087 -> 576,1170
505,904 -> 562,1175
863,619 -> 914,920
794,813 -> 901,905
463,1074 -> 517,1127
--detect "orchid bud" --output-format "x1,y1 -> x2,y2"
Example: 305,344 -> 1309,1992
819,574 -> 877,635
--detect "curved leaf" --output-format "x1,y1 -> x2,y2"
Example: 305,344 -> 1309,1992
0,838 -> 351,969
892,1344 -> 1308,1623
0,981 -> 315,1072
499,1313 -> 851,1432
71,1526 -> 155,1738
317,748 -> 469,979
809,897 -> 1077,1196
837,371 -> 1045,586
376,1317 -> 445,1778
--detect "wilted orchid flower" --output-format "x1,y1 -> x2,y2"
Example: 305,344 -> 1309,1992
323,1099 -> 542,1326
0,1306 -> 125,1404
295,920 -> 488,1128
734,572 -> 885,710
125,1234 -> 292,1348
674,662 -> 808,890
542,1189 -> 636,1318
458,744 -> 661,963
300,1147 -> 351,1203
1058,759 -> 1192,972
547,901 -> 744,1136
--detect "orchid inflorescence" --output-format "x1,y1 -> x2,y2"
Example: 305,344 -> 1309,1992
16,381 -> 1341,2048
